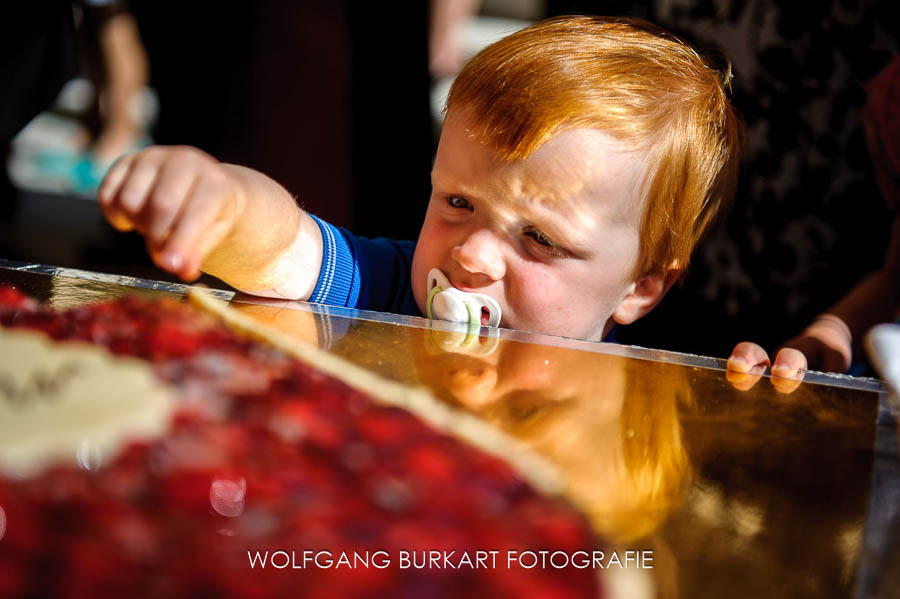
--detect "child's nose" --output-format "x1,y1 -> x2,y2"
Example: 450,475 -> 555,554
451,229 -> 506,281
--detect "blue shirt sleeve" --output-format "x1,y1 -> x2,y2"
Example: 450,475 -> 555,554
308,215 -> 420,316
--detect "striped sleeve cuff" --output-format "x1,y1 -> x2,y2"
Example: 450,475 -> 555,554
308,214 -> 361,308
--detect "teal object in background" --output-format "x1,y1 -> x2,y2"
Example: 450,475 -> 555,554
31,139 -> 149,197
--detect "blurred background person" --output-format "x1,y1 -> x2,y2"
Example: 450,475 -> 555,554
7,0 -> 152,197
728,54 -> 900,380
1,0 -> 77,204
609,0 -> 897,361
77,1 -> 150,167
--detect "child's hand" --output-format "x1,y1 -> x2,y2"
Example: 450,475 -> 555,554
726,341 -> 806,393
726,314 -> 852,393
98,146 -> 246,281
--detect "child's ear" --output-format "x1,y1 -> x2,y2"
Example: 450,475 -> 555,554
612,269 -> 681,326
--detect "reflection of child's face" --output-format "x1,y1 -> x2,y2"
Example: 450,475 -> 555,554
411,108 -> 649,341
417,331 -> 625,423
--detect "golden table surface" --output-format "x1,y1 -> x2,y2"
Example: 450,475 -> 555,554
1,259 -> 898,598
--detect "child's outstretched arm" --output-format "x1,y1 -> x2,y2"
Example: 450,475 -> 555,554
97,146 -> 323,298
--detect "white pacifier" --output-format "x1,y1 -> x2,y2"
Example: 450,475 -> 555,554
425,268 -> 501,328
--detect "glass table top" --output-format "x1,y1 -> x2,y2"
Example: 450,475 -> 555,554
1,259 -> 898,598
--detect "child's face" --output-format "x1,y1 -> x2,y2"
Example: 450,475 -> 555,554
411,108 -> 657,341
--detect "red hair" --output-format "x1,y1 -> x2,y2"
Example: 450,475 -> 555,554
447,15 -> 744,277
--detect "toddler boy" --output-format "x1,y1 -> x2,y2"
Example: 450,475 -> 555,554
98,15 -> 743,342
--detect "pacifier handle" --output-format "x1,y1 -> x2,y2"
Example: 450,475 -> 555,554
425,268 -> 502,328
428,269 -> 451,293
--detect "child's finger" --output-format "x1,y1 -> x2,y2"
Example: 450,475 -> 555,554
103,205 -> 136,232
143,165 -> 199,245
117,153 -> 164,218
97,152 -> 135,207
98,154 -> 138,231
184,219 -> 233,280
771,347 -> 807,379
726,341 -> 770,373
769,348 -> 806,394
725,341 -> 770,392
146,243 -> 172,276
158,178 -> 234,278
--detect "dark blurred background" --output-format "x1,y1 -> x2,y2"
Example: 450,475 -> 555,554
1,0 -> 897,359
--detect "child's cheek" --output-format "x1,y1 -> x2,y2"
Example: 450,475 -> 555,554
410,227 -> 442,315
416,219 -> 454,266
410,249 -> 428,315
508,267 -> 583,334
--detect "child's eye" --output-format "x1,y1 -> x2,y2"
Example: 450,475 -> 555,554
524,228 -> 569,257
525,228 -> 555,247
447,196 -> 472,210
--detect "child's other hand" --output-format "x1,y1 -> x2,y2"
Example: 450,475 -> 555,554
726,314 -> 852,393
97,146 -> 246,281
726,342 -> 806,393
